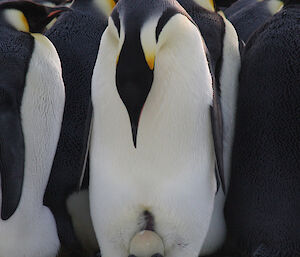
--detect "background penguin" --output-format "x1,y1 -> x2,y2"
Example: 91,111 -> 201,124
175,0 -> 241,255
42,0 -> 116,255
224,1 -> 300,256
224,0 -> 284,43
90,0 -> 225,256
215,0 -> 237,8
0,1 -> 66,256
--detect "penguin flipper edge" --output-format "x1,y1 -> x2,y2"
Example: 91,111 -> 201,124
0,92 -> 25,220
210,93 -> 225,194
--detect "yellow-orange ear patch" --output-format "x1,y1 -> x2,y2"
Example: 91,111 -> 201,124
20,13 -> 29,31
145,54 -> 155,70
94,0 -> 116,17
3,9 -> 30,32
116,52 -> 120,65
109,0 -> 116,11
194,0 -> 215,12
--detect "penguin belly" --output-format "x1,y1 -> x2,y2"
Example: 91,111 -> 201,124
90,20 -> 216,257
0,34 -> 65,257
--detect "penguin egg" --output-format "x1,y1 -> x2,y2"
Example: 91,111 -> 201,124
129,230 -> 164,257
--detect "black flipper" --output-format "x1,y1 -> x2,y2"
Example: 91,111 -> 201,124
210,81 -> 225,194
0,89 -> 25,220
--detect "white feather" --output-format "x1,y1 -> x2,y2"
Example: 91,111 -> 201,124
0,34 -> 65,257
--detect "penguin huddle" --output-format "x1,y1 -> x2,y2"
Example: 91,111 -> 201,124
0,0 -> 299,257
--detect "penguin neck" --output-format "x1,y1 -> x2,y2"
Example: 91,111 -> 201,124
267,0 -> 284,14
17,34 -> 64,212
191,0 -> 215,12
91,0 -> 115,17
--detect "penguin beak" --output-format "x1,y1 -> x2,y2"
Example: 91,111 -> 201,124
45,6 -> 70,19
46,8 -> 65,18
27,4 -> 70,33
116,38 -> 155,148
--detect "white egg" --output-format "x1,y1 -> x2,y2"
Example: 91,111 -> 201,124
129,230 -> 164,257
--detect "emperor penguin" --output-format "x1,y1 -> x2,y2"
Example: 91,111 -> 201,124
0,1 -> 66,257
175,0 -> 241,254
42,0 -> 116,255
225,1 -> 300,256
90,0 -> 225,256
224,0 -> 284,43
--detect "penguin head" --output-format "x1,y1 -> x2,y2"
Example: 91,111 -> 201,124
34,0 -> 73,7
0,0 -> 69,33
96,0 -> 200,147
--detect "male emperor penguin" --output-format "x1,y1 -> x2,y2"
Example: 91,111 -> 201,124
225,1 -> 300,256
0,1 -> 66,257
42,0 -> 116,255
90,0 -> 225,256
224,0 -> 284,43
175,0 -> 241,255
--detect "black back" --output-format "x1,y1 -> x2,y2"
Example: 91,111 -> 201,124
0,17 -> 33,220
225,4 -> 300,257
225,0 -> 282,43
215,0 -> 238,8
43,0 -> 107,254
224,0 -> 255,17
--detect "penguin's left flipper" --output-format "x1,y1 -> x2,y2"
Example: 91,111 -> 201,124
0,89 -> 25,220
210,83 -> 225,194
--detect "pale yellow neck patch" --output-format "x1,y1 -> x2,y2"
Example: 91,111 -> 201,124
192,0 -> 215,12
140,17 -> 159,70
93,0 -> 116,17
267,0 -> 283,15
218,10 -> 226,18
3,9 -> 29,32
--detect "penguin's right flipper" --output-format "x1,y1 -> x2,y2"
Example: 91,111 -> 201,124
0,89 -> 25,220
210,84 -> 225,194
